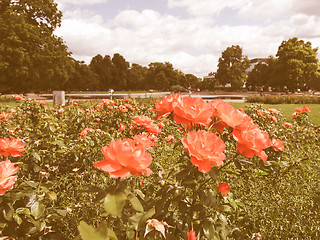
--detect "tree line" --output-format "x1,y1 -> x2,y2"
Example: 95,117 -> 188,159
68,54 -> 202,92
1,0 -> 320,93
0,0 -> 201,93
211,38 -> 320,92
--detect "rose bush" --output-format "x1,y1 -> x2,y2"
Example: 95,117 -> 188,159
0,95 -> 318,239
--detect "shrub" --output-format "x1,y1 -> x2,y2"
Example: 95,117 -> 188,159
0,97 -> 319,239
170,85 -> 186,93
246,94 -> 320,104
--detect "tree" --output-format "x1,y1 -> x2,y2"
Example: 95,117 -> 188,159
112,53 -> 129,90
246,57 -> 278,90
0,0 -> 74,93
127,63 -> 147,90
216,45 -> 250,90
67,60 -> 99,91
89,54 -> 114,90
144,62 -> 182,91
183,74 -> 201,89
274,37 -> 319,91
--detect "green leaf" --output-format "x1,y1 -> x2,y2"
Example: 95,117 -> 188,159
128,212 -> 143,230
138,207 -> 155,227
233,159 -> 242,170
79,221 -> 105,240
0,222 -> 7,229
32,152 -> 41,162
126,230 -> 135,239
103,192 -> 127,217
30,202 -> 45,219
218,213 -> 228,226
3,205 -> 14,221
209,167 -> 219,179
16,207 -> 31,215
78,221 -> 118,240
98,221 -> 118,240
203,220 -> 220,240
13,213 -> 22,225
56,209 -> 68,217
47,191 -> 57,201
126,191 -> 144,212
53,140 -> 64,147
200,189 -> 216,208
49,125 -> 56,132
129,207 -> 156,230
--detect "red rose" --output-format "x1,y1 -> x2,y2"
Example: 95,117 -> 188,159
133,133 -> 158,150
269,115 -> 277,122
232,124 -> 271,163
150,94 -> 181,117
15,95 -> 23,101
181,130 -> 225,173
119,124 -> 126,132
303,106 -> 311,112
0,160 -> 20,195
217,182 -> 230,197
285,122 -> 293,128
173,97 -> 213,127
188,230 -> 197,240
0,138 -> 26,157
210,99 -> 253,130
93,138 -> 152,178
272,138 -> 284,152
132,115 -> 161,135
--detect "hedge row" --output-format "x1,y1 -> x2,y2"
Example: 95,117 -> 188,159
246,94 -> 320,104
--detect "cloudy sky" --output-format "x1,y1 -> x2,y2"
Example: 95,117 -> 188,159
54,0 -> 320,77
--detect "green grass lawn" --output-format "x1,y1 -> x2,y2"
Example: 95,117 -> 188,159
231,102 -> 320,125
0,101 -> 19,108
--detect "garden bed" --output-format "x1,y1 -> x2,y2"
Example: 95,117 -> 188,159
0,96 -> 319,239
246,94 -> 320,104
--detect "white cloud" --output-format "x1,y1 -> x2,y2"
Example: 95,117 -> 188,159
56,0 -> 108,10
292,0 -> 320,16
57,0 -> 108,5
55,1 -> 320,78
168,0 -> 320,19
237,0 -> 293,19
167,0 -> 248,16
63,9 -> 104,24
55,8 -> 281,76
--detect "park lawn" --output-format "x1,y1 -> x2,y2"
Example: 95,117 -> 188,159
0,101 -> 19,108
231,102 -> 320,125
0,101 -> 53,108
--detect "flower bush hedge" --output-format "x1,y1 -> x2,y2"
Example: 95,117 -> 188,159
246,94 -> 320,104
0,96 -> 319,239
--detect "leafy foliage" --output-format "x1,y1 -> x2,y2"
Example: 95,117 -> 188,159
275,37 -> 319,91
216,45 -> 250,90
247,94 -> 320,104
0,0 -> 74,93
0,97 -> 319,239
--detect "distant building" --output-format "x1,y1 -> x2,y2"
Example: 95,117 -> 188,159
245,58 -> 269,74
202,75 -> 215,81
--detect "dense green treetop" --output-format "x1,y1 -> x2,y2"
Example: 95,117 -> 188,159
0,0 -> 74,93
274,37 -> 319,90
246,57 -> 277,89
215,45 -> 250,90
